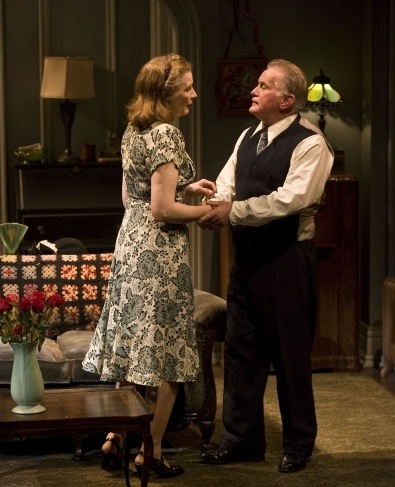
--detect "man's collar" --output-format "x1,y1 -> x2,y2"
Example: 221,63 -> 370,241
252,114 -> 299,138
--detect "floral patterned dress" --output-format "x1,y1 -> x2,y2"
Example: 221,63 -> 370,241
82,123 -> 199,387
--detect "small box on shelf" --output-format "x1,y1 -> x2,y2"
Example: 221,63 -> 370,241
97,137 -> 122,163
96,150 -> 122,163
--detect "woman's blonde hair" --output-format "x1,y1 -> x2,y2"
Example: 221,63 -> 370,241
126,53 -> 192,130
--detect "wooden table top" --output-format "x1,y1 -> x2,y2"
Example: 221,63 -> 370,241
0,386 -> 154,487
0,387 -> 153,438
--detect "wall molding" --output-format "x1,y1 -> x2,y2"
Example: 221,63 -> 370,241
38,0 -> 51,155
0,0 -> 7,224
359,319 -> 382,369
104,0 -> 117,140
154,0 -> 204,288
387,1 -> 395,274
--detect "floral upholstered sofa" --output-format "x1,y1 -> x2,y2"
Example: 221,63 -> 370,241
0,253 -> 227,447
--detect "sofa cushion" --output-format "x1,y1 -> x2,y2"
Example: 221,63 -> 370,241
57,330 -> 102,383
0,338 -> 70,384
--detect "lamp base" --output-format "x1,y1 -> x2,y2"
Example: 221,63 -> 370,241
57,149 -> 80,163
57,100 -> 79,163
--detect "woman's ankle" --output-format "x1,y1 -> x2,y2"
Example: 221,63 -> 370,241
102,433 -> 122,454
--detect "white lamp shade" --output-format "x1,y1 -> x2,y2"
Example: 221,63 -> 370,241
40,57 -> 95,99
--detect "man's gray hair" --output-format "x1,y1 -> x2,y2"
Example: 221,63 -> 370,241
268,59 -> 308,112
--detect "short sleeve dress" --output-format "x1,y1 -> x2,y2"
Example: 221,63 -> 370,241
82,122 -> 199,387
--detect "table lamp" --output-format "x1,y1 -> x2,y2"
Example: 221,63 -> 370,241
40,56 -> 95,163
307,69 -> 342,135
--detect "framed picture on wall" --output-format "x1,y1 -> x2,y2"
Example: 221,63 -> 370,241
216,59 -> 265,115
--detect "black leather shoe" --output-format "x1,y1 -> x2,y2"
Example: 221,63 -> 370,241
278,453 -> 310,473
199,447 -> 263,465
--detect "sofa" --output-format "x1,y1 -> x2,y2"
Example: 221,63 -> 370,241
0,253 -> 227,448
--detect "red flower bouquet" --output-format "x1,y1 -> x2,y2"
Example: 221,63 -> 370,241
0,291 -> 65,351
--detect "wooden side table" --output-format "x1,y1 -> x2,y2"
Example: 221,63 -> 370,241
14,163 -> 124,253
218,174 -> 360,370
0,387 -> 153,487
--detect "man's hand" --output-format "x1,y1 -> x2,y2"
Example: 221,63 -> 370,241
198,201 -> 232,229
184,179 -> 216,199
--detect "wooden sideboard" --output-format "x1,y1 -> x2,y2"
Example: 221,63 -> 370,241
219,173 -> 360,371
14,163 -> 124,253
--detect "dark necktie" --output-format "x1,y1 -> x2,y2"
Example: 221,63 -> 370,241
256,127 -> 268,154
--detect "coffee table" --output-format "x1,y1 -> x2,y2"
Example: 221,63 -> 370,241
0,387 -> 154,487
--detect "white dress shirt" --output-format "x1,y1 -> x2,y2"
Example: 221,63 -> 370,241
214,114 -> 334,240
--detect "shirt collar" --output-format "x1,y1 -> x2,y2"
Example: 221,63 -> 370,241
252,114 -> 298,144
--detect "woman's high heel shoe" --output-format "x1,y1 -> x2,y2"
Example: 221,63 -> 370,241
134,450 -> 185,479
101,435 -> 123,471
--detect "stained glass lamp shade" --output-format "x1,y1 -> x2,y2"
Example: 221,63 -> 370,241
307,69 -> 342,134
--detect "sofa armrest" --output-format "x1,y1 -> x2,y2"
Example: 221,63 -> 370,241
0,339 -> 70,384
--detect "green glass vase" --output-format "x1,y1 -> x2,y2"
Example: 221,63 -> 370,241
10,341 -> 46,414
0,222 -> 28,254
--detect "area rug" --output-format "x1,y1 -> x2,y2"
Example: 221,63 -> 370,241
1,372 -> 395,487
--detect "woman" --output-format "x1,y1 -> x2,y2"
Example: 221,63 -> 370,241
82,53 -> 215,478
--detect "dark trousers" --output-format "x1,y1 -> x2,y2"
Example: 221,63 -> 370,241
220,240 -> 317,457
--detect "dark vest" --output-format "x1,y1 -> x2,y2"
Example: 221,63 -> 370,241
232,115 -> 315,260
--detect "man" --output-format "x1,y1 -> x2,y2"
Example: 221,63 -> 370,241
199,59 -> 333,473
